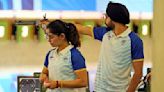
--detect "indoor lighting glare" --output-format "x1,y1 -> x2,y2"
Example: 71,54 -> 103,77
142,24 -> 148,36
0,26 -> 5,38
21,26 -> 29,38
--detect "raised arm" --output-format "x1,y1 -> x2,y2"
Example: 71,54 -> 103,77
39,17 -> 94,37
74,24 -> 93,37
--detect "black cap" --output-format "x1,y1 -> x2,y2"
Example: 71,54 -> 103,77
106,1 -> 130,24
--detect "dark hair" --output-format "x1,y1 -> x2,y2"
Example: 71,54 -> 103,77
47,20 -> 81,48
106,1 -> 130,24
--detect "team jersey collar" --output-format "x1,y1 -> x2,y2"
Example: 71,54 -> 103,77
116,28 -> 131,37
57,45 -> 73,55
111,27 -> 131,38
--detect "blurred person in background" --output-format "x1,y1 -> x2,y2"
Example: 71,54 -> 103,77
39,20 -> 88,92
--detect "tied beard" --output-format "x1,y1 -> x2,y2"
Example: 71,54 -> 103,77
106,27 -> 112,31
105,21 -> 115,31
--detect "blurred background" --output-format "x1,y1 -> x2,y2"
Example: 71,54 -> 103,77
0,0 -> 155,92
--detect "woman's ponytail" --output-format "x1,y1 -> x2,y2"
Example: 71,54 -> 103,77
66,23 -> 81,48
